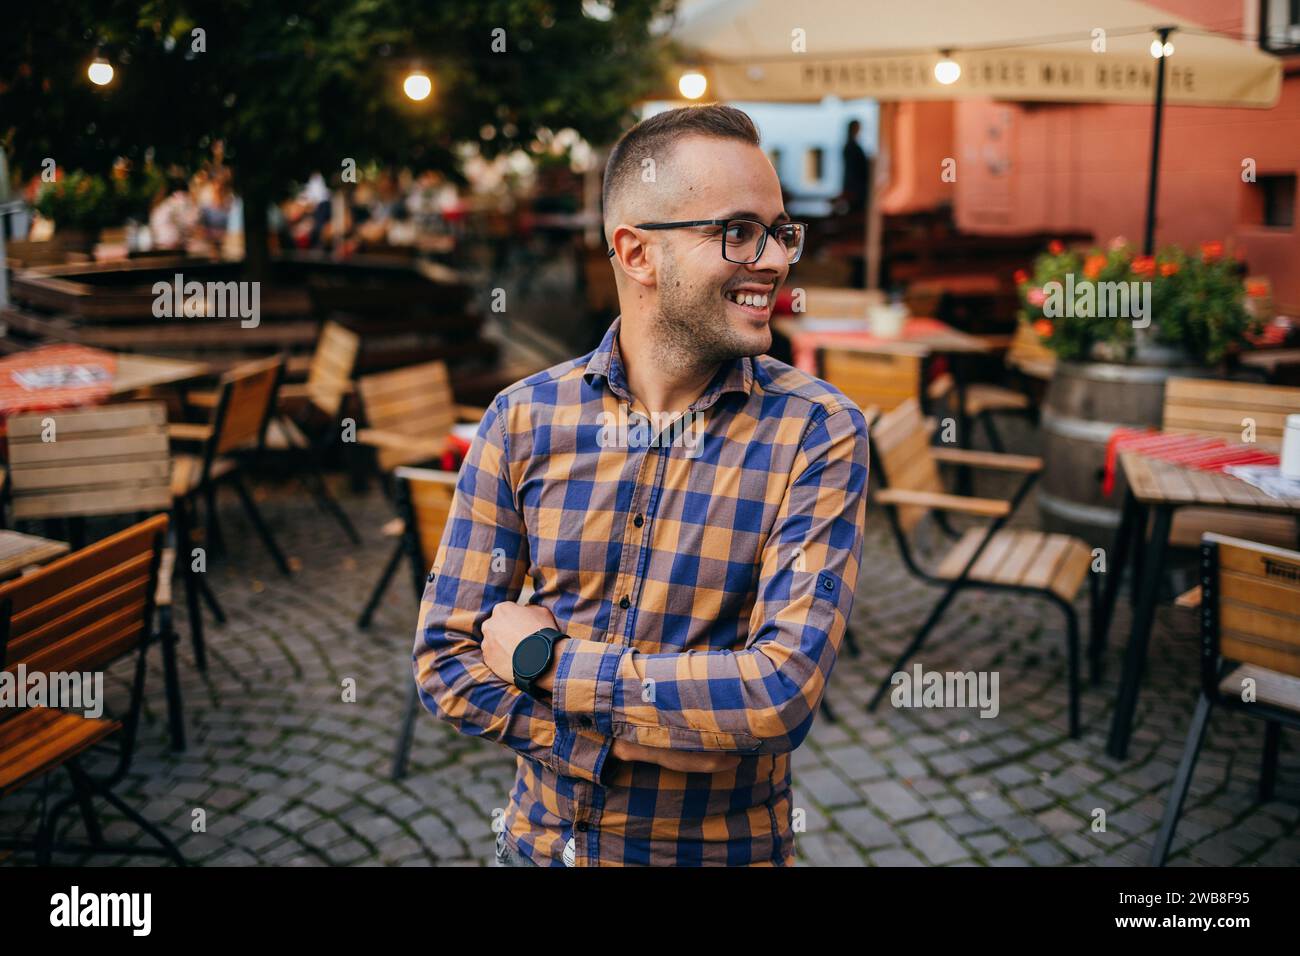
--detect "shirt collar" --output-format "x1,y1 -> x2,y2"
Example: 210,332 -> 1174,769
583,316 -> 754,412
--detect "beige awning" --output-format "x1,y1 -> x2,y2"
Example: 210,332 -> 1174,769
673,0 -> 1281,108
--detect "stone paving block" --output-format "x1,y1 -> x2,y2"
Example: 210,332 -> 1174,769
902,820 -> 969,865
862,781 -> 928,823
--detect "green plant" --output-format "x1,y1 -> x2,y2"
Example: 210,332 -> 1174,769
1015,239 -> 1263,365
33,164 -> 164,232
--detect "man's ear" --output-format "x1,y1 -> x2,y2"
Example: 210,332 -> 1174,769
610,224 -> 656,290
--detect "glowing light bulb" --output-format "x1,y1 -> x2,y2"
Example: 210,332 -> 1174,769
678,71 -> 707,99
934,57 -> 961,85
403,70 -> 432,101
88,59 -> 114,86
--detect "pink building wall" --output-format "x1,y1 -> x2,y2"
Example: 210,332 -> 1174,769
885,2 -> 1300,310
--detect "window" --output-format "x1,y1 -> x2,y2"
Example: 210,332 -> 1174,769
803,147 -> 824,185
1262,174 -> 1297,228
1260,0 -> 1300,54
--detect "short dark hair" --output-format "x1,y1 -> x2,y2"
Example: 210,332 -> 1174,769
602,104 -> 760,230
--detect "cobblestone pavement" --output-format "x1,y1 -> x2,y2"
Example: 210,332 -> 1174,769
2,420 -> 1296,868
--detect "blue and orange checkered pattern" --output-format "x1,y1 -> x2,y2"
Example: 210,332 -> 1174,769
414,317 -> 869,866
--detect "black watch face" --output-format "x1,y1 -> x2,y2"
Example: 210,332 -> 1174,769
513,634 -> 551,679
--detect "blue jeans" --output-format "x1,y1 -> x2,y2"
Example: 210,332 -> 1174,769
495,831 -> 538,868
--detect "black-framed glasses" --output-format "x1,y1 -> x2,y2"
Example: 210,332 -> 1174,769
606,218 -> 807,265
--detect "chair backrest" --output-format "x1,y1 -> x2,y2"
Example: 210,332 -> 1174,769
869,398 -> 943,534
357,360 -> 456,471
1163,378 -> 1300,451
821,346 -> 924,416
0,514 -> 166,676
1007,320 -> 1056,379
1202,533 -> 1300,681
394,466 -> 459,572
7,402 -> 172,521
211,355 -> 284,456
305,320 -> 360,418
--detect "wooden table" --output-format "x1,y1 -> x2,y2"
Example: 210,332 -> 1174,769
112,352 -> 211,395
0,530 -> 68,580
774,315 -> 989,375
1096,449 -> 1300,759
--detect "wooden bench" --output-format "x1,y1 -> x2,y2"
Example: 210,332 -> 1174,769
1151,533 -> 1300,865
866,399 -> 1097,738
0,515 -> 184,864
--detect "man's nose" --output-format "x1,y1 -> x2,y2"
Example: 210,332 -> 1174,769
753,230 -> 789,275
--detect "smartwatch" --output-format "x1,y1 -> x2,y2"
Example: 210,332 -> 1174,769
512,627 -> 564,696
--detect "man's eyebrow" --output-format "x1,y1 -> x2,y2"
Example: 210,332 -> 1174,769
716,210 -> 792,224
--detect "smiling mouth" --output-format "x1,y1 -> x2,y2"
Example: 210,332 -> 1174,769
723,289 -> 772,313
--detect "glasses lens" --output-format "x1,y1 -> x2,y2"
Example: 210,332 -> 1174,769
722,220 -> 765,263
775,223 -> 805,264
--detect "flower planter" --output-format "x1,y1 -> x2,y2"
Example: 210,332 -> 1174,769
1038,357 -> 1210,548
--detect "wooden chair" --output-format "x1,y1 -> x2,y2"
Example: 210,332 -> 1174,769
169,355 -> 290,670
1160,378 -> 1300,550
0,515 -> 184,864
1151,534 -> 1300,865
865,399 -> 1098,737
821,345 -> 925,415
6,403 -> 189,749
389,466 -> 460,780
187,321 -> 362,544
354,360 -> 484,628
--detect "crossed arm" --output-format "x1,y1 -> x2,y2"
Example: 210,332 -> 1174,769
412,397 -> 869,782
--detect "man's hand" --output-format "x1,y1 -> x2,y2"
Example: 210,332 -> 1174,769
609,738 -> 742,774
481,602 -> 559,686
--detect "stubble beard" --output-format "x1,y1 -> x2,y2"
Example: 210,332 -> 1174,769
651,250 -> 768,378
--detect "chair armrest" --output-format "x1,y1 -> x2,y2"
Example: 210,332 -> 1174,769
279,381 -> 355,402
185,389 -> 219,409
875,488 -> 1012,518
932,448 -> 1044,474
927,372 -> 955,402
169,422 -> 213,443
456,404 -> 488,422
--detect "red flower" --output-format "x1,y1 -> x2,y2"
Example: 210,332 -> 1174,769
1131,256 -> 1155,277
1047,240 -> 1065,255
1159,262 -> 1178,277
1200,240 -> 1223,260
1013,269 -> 1028,285
1026,287 -> 1047,307
1245,278 -> 1269,299
1084,254 -> 1107,280
1033,319 -> 1053,338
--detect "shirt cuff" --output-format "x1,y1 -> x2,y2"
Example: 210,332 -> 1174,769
549,724 -> 613,784
551,637 -> 626,737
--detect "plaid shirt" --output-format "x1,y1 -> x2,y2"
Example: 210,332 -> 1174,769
414,317 -> 869,866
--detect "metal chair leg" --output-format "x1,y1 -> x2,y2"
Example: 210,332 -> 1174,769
819,697 -> 838,723
157,607 -> 187,752
1150,693 -> 1213,866
1057,599 -> 1082,739
1087,567 -> 1105,685
391,678 -> 421,780
196,572 -> 226,624
842,625 -> 861,658
358,538 -> 404,629
868,579 -> 964,711
93,776 -> 186,866
175,499 -> 207,672
231,474 -> 291,576
1260,720 -> 1281,802
302,467 -> 361,544
980,411 -> 1005,453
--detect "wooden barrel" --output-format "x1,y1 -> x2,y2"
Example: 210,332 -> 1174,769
1038,358 -> 1205,548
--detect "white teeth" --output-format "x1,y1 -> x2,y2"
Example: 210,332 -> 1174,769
727,291 -> 769,307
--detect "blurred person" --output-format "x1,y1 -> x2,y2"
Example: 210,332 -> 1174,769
148,174 -> 199,251
841,118 -> 869,215
414,104 -> 868,867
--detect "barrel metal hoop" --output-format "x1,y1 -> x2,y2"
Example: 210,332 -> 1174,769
1058,361 -> 1196,385
1040,408 -> 1119,444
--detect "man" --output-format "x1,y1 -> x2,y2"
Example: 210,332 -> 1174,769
840,118 -> 869,214
414,104 -> 869,867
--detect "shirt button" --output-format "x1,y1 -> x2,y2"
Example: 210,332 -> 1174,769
633,513 -> 644,528
619,596 -> 630,610
576,821 -> 590,833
